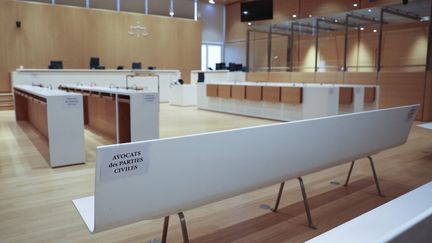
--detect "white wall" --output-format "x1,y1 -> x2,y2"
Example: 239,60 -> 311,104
199,1 -> 224,43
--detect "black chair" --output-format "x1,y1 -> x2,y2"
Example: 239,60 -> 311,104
48,60 -> 63,69
178,79 -> 184,85
147,66 -> 156,70
90,57 -> 105,69
216,62 -> 226,70
197,72 -> 205,83
132,62 -> 142,70
117,66 -> 124,70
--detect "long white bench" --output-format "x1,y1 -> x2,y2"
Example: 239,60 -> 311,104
73,104 -> 419,241
306,181 -> 432,243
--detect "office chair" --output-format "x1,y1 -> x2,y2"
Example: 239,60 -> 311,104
48,60 -> 63,69
132,62 -> 142,70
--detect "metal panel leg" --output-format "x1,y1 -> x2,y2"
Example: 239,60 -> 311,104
178,212 -> 190,243
161,216 -> 169,243
344,161 -> 356,186
272,182 -> 285,212
368,156 -> 385,197
298,177 -> 317,229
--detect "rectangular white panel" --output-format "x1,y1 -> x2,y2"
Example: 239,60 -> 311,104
74,105 -> 419,233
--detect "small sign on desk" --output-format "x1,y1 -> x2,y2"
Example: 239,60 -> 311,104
143,93 -> 157,104
64,96 -> 81,108
99,145 -> 150,182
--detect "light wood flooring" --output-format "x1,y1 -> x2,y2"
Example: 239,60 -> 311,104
0,104 -> 432,243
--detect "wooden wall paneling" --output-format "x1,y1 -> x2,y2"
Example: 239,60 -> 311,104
268,72 -> 291,83
0,1 -> 201,91
315,72 -> 344,84
218,85 -> 232,98
300,0 -> 356,18
296,35 -> 316,72
86,95 -> 117,139
364,87 -> 376,104
423,71 -> 432,121
273,0 -> 299,20
14,91 -> 28,121
344,72 -> 377,85
380,24 -> 428,72
206,84 -> 218,97
316,32 -> 345,72
339,87 -> 353,104
262,86 -> 281,103
0,1 -> 15,92
361,0 -> 404,8
290,72 -> 315,83
270,35 -> 288,70
231,85 -> 245,100
251,32 -> 269,71
225,2 -> 247,42
246,72 -> 269,82
27,98 -> 48,139
281,87 -> 302,104
118,99 -> 131,144
378,71 -> 426,120
245,86 -> 262,101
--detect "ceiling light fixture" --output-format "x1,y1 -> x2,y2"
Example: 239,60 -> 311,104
373,29 -> 377,32
209,0 -> 215,4
368,9 -> 372,13
360,27 -> 364,30
292,14 -> 297,18
248,22 -> 252,26
169,0 -> 174,17
353,3 -> 358,7
243,11 -> 248,15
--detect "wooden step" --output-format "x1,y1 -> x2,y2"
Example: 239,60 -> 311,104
0,93 -> 14,110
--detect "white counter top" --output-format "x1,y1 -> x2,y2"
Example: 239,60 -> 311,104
15,69 -> 180,74
207,81 -> 378,88
14,85 -> 81,98
60,84 -> 156,96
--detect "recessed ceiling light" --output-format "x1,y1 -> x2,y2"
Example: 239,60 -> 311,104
209,0 -> 215,4
309,14 -> 313,18
373,29 -> 377,32
353,3 -> 358,7
292,14 -> 297,18
334,19 -> 338,23
248,22 -> 252,26
243,11 -> 248,15
360,27 -> 365,30
368,9 -> 372,13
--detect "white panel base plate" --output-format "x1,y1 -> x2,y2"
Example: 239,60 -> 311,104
73,196 -> 95,232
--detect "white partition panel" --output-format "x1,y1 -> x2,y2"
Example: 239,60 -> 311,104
306,182 -> 432,243
74,105 -> 419,233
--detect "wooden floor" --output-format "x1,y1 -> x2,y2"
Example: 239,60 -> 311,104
1,104 -> 431,243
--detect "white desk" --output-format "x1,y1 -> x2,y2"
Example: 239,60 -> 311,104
14,85 -> 85,167
11,69 -> 180,102
198,82 -> 379,121
168,84 -> 197,106
60,85 -> 159,143
307,182 -> 432,243
190,70 -> 245,84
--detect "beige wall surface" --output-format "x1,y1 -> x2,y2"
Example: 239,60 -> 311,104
0,1 -> 201,92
